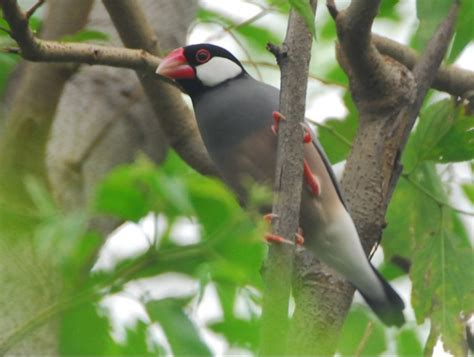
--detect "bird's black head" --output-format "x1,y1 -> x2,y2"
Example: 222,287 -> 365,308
156,44 -> 247,97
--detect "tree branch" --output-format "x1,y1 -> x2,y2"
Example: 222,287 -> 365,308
101,0 -> 218,177
259,1 -> 317,355
373,34 -> 474,98
303,0 -> 460,354
0,0 -> 218,177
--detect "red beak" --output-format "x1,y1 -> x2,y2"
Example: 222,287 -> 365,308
156,48 -> 195,80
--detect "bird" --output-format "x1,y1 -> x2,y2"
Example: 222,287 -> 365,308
156,43 -> 405,327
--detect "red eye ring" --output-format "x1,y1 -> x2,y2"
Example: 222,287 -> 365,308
195,49 -> 211,64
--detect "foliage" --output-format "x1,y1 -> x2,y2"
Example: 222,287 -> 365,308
0,0 -> 473,355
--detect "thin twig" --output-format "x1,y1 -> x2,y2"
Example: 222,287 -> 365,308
204,7 -> 271,42
354,321 -> 374,357
25,0 -> 45,19
226,30 -> 263,80
241,59 -> 347,88
306,117 -> 353,147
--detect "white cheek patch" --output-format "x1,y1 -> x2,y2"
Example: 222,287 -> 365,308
196,57 -> 242,87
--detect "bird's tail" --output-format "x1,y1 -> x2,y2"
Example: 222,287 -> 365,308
358,265 -> 406,327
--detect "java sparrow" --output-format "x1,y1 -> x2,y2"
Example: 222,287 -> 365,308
156,44 -> 405,326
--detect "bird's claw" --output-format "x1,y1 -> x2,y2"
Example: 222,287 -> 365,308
271,111 -> 285,135
271,111 -> 320,196
302,125 -> 312,143
271,111 -> 312,144
263,214 -> 304,246
304,160 -> 321,196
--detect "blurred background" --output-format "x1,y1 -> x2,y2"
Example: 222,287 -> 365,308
0,0 -> 472,355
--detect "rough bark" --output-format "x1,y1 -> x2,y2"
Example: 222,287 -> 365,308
285,1 -> 460,355
259,1 -> 317,355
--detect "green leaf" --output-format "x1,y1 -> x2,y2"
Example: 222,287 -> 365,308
318,92 -> 357,163
411,214 -> 473,355
428,108 -> 474,163
94,155 -> 193,222
461,183 -> 474,203
208,317 -> 259,350
146,297 -> 212,356
289,0 -> 316,38
412,0 -> 453,51
403,99 -> 473,171
61,29 -> 109,43
447,0 -> 474,62
396,329 -> 423,356
378,0 -> 400,20
115,320 -> 161,356
60,303 -> 116,355
337,306 -> 387,356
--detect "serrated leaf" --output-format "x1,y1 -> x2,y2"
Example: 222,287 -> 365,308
289,0 -> 316,39
406,165 -> 474,356
146,297 -> 212,356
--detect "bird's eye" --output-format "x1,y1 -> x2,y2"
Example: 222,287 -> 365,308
195,49 -> 211,64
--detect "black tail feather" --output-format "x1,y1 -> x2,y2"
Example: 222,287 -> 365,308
359,265 -> 406,327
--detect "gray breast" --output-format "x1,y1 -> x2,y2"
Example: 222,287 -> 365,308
193,75 -> 280,166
